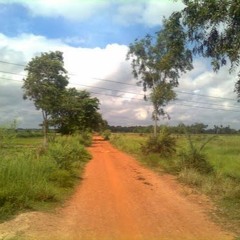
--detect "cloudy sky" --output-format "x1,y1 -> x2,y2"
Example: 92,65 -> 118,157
0,0 -> 239,129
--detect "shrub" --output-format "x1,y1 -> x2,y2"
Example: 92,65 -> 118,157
0,121 -> 17,148
141,127 -> 176,157
0,134 -> 91,221
178,134 -> 214,174
102,130 -> 111,140
47,136 -> 91,172
76,131 -> 92,147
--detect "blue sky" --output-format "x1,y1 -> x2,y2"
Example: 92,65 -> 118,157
0,1 -> 161,47
0,0 -> 239,129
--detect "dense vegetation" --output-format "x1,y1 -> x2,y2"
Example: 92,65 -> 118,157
0,50 -> 108,221
22,51 -> 106,144
0,128 -> 92,221
110,132 -> 240,235
109,123 -> 240,134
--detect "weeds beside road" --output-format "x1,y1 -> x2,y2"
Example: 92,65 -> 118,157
0,133 -> 91,222
110,133 -> 240,235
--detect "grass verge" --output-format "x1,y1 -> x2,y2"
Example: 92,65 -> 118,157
0,134 -> 91,222
110,133 -> 240,236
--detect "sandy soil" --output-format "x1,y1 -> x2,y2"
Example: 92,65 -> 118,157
0,136 -> 234,240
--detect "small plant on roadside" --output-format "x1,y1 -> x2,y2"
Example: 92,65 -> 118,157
141,127 -> 176,157
47,136 -> 91,172
0,134 -> 91,221
76,131 -> 92,146
0,120 -> 17,149
178,134 -> 215,174
102,130 -> 111,140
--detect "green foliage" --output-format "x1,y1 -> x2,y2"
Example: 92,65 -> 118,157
22,51 -> 69,112
127,17 -> 192,135
75,131 -> 93,147
0,121 -> 17,148
54,89 -> 103,134
178,134 -> 214,173
165,0 -> 240,97
150,82 -> 176,121
142,128 -> 176,157
102,130 -> 111,140
16,130 -> 43,138
111,133 -> 240,233
0,134 -> 91,221
47,136 -> 90,172
127,18 -> 192,90
181,0 -> 240,71
22,51 -> 69,145
23,51 -> 106,136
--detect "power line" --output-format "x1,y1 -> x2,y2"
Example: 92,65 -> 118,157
176,98 -> 240,109
1,76 -> 240,111
0,59 -> 239,102
172,102 -> 240,113
81,90 -> 145,102
72,82 -> 240,109
82,90 -> 240,113
175,90 -> 237,102
69,82 -> 145,96
0,70 -> 26,77
0,60 -> 26,67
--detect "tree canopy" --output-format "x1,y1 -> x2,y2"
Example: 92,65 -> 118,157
127,15 -> 192,135
53,88 -> 106,134
23,51 -> 105,140
166,0 -> 240,96
127,14 -> 193,91
23,51 -> 69,144
23,51 -> 69,112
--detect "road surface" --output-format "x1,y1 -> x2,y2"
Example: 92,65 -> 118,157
0,136 -> 234,240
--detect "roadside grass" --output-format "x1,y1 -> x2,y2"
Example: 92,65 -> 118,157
0,134 -> 91,222
110,133 -> 240,235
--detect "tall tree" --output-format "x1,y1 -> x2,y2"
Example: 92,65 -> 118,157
127,15 -> 192,136
22,51 -> 69,145
167,0 -> 240,97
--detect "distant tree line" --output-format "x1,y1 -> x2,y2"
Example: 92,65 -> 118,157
109,123 -> 239,134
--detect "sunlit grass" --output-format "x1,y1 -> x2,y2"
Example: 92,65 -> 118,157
0,134 -> 91,221
111,133 -> 240,234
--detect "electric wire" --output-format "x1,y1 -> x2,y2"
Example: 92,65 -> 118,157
1,75 -> 240,112
1,60 -> 240,114
0,59 -> 239,102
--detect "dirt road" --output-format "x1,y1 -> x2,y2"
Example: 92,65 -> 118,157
0,136 -> 234,240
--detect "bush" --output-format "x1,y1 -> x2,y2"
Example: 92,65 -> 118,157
141,127 -> 176,157
76,131 -> 93,147
0,121 -> 17,148
47,136 -> 91,172
178,134 -> 214,174
102,130 -> 111,140
0,151 -> 59,220
0,134 -> 91,221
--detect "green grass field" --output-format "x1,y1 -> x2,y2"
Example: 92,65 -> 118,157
0,134 -> 91,222
110,133 -> 240,235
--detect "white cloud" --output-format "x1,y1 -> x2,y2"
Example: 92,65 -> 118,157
0,0 -> 109,21
0,33 -> 141,127
0,33 -> 239,129
134,108 -> 148,120
0,0 -> 184,26
114,0 -> 185,26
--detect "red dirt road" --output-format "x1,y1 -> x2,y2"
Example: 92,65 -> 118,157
0,136 -> 234,240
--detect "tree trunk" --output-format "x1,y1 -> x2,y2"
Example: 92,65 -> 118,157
42,111 -> 48,148
153,109 -> 158,138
